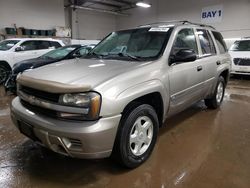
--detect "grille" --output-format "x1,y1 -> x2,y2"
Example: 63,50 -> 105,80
21,99 -> 58,118
68,138 -> 82,149
20,86 -> 60,103
233,58 -> 250,66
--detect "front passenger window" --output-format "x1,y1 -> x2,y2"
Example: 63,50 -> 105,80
172,28 -> 198,55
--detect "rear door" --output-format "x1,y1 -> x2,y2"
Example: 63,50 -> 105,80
168,27 -> 206,115
195,29 -> 220,95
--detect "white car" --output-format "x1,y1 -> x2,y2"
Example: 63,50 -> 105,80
229,38 -> 250,75
0,38 -> 65,83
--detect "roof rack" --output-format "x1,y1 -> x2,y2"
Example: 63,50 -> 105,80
139,20 -> 215,29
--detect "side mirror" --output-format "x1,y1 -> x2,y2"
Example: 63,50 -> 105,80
73,52 -> 82,58
15,46 -> 23,52
170,49 -> 197,65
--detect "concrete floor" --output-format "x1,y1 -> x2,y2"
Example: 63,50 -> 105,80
0,77 -> 250,188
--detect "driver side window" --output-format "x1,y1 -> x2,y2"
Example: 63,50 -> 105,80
172,28 -> 198,55
20,41 -> 37,51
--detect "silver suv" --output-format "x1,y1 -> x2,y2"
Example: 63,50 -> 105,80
11,21 -> 231,168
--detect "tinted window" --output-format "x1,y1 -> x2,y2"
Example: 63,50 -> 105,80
20,40 -> 59,51
212,31 -> 227,53
172,28 -> 198,55
20,41 -> 37,51
230,40 -> 250,51
41,46 -> 78,60
36,41 -> 50,50
50,41 -> 62,48
197,29 -> 216,55
0,40 -> 20,51
78,46 -> 92,56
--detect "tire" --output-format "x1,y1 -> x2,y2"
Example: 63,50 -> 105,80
205,76 -> 225,109
0,64 -> 11,84
113,103 -> 159,168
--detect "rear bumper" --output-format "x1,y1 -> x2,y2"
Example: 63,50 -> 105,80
11,97 -> 121,159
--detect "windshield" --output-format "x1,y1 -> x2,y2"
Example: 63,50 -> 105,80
0,40 -> 20,51
230,40 -> 250,51
86,27 -> 173,61
41,46 -> 78,60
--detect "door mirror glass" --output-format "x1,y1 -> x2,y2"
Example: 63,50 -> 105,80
15,46 -> 23,52
170,49 -> 197,64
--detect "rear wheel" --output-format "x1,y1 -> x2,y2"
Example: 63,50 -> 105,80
205,76 -> 225,109
113,103 -> 159,168
0,64 -> 11,84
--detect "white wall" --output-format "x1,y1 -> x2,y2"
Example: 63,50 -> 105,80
0,0 -> 65,32
71,9 -> 116,40
117,0 -> 250,38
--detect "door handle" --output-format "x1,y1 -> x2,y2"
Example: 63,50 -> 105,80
197,65 -> 203,72
216,61 -> 221,65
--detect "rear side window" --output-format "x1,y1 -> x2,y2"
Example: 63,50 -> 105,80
172,28 -> 198,55
36,41 -> 50,50
197,29 -> 216,55
50,41 -> 62,48
212,31 -> 227,53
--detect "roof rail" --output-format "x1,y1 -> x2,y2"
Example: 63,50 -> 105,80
183,21 -> 216,29
139,20 -> 215,29
138,20 -> 189,27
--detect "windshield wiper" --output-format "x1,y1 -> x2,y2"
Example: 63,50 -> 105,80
86,52 -> 143,61
100,52 -> 142,61
87,52 -> 104,59
115,52 -> 143,61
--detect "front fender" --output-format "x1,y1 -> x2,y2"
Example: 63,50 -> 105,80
99,79 -> 169,118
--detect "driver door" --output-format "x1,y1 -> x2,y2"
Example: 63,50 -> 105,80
168,28 -> 206,115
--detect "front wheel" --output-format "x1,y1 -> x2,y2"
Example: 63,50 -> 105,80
205,76 -> 225,109
0,64 -> 11,84
113,104 -> 159,168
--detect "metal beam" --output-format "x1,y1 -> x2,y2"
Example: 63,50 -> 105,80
86,0 -> 122,8
70,5 -> 129,16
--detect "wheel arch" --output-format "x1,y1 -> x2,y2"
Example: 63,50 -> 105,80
219,69 -> 229,85
0,61 -> 12,71
121,92 -> 165,127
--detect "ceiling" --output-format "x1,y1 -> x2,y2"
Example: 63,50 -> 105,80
65,0 -> 140,15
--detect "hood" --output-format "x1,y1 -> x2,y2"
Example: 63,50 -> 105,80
13,58 -> 55,74
229,51 -> 250,59
0,50 -> 13,58
21,58 -> 144,89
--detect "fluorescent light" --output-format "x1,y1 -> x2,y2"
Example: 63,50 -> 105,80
136,2 -> 151,8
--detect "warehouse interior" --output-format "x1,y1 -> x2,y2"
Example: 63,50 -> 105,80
0,0 -> 250,187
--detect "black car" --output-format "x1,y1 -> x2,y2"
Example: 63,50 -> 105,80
5,44 -> 95,92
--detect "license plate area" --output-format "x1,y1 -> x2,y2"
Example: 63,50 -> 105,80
18,121 -> 40,142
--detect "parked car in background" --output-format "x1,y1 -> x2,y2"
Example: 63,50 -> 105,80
0,38 -> 65,84
4,44 -> 95,92
11,21 -> 231,168
229,38 -> 250,75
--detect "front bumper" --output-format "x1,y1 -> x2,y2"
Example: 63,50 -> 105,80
11,97 -> 121,159
231,64 -> 250,75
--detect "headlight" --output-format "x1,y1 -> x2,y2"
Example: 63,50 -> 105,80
59,92 -> 101,120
